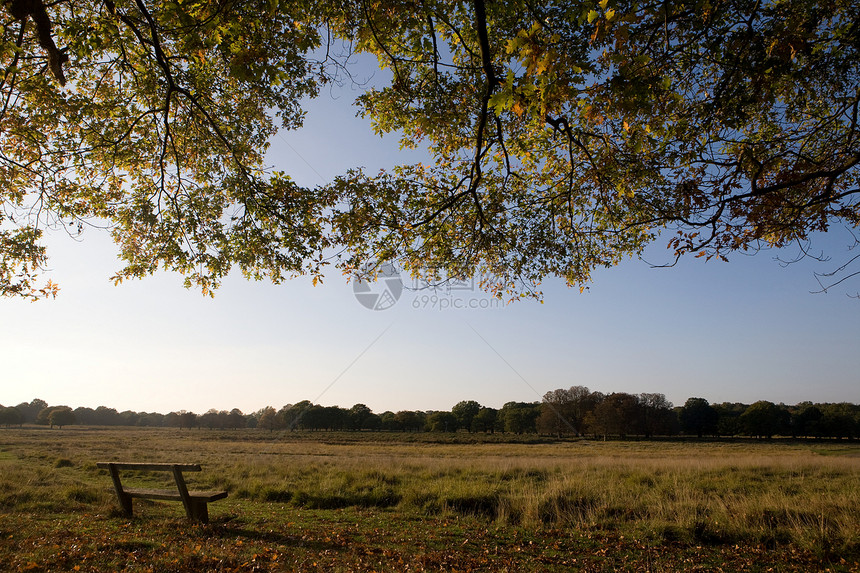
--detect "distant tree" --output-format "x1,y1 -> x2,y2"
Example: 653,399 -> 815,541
500,402 -> 540,434
348,404 -> 374,430
577,390 -> 604,437
301,405 -> 325,430
504,409 -> 531,434
16,399 -> 47,424
178,411 -> 198,430
72,407 -> 96,425
227,409 -> 245,429
569,386 -> 600,435
199,409 -> 222,429
537,388 -> 578,437
137,412 -> 165,427
363,413 -> 382,431
713,402 -> 746,437
472,408 -> 498,433
680,398 -> 719,438
819,403 -> 858,439
739,401 -> 789,438
452,401 -> 482,433
394,411 -> 425,432
303,405 -> 348,431
35,407 -> 52,426
0,406 -> 23,427
427,411 -> 459,432
47,406 -> 76,429
257,407 -> 281,432
281,401 -> 313,430
95,406 -> 121,426
327,406 -> 350,430
379,411 -> 399,431
639,393 -> 675,438
790,403 -> 823,438
118,410 -> 141,426
536,386 -> 599,437
585,393 -> 641,439
582,411 -> 602,439
277,404 -> 295,428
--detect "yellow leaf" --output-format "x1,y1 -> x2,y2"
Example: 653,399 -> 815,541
587,10 -> 600,23
598,0 -> 609,9
605,8 -> 616,20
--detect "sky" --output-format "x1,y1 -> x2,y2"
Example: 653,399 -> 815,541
1,64 -> 859,416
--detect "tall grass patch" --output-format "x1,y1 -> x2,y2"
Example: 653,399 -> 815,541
1,428 -> 857,558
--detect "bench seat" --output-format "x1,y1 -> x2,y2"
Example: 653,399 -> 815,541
123,488 -> 228,503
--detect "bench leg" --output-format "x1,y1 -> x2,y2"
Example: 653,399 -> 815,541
107,464 -> 133,516
118,492 -> 133,517
190,500 -> 209,524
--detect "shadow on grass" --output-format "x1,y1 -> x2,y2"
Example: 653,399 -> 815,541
204,517 -> 348,553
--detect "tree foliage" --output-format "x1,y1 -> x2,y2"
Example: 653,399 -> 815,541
451,399 -> 481,431
427,410 -> 458,432
679,397 -> 719,438
739,400 -> 790,438
537,385 -> 603,436
0,405 -> 23,426
329,0 -> 860,295
1,0 -> 328,298
38,404 -> 76,427
6,396 -> 859,438
1,0 -> 859,297
14,398 -> 47,423
257,406 -> 280,431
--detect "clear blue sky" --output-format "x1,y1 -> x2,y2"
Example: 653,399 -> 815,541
1,67 -> 858,415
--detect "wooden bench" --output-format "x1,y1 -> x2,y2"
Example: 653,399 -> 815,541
97,462 -> 227,523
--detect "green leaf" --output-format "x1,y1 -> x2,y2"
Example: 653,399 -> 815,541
488,91 -> 511,115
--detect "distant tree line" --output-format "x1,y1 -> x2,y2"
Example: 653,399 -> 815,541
2,391 -> 859,439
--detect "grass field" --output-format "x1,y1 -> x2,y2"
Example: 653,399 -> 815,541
0,427 -> 858,571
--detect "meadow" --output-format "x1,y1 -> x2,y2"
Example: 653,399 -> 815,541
0,427 -> 858,572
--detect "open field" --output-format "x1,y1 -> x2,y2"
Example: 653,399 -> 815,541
0,427 -> 858,571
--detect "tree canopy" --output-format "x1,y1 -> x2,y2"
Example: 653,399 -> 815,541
2,0 -> 858,298
1,0 -> 327,297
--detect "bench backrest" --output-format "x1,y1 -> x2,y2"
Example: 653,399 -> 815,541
97,462 -> 202,472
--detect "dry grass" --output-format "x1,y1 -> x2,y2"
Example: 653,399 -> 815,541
1,427 -> 858,570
